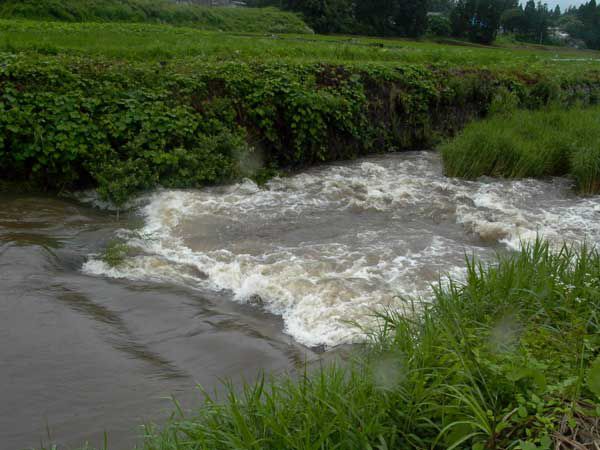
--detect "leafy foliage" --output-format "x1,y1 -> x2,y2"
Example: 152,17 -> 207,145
1,48 -> 600,204
427,14 -> 452,37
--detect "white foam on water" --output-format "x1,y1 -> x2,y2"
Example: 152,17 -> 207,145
83,152 -> 600,347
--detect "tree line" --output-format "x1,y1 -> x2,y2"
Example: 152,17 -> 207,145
247,0 -> 600,48
248,0 -> 429,37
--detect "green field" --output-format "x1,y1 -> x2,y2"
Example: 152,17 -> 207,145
2,18 -> 600,67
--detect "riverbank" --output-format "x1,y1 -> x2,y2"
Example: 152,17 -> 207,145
136,239 -> 600,449
1,40 -> 600,204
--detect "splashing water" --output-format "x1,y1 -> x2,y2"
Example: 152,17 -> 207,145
83,152 -> 600,347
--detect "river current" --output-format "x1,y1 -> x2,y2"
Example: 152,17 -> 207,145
2,151 -> 600,448
85,151 -> 600,346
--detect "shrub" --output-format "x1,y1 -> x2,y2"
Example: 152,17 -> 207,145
427,14 -> 452,37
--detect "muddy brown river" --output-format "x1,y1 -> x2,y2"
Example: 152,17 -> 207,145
2,151 -> 600,449
0,194 -> 319,449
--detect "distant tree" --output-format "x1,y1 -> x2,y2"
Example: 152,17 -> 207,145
291,0 -> 357,33
450,0 -> 510,44
559,14 -> 585,36
393,0 -> 429,37
354,0 -> 396,36
552,0 -> 600,49
553,5 -> 561,19
469,0 -> 506,43
450,0 -> 472,37
578,0 -> 600,48
428,0 -> 456,13
500,6 -> 526,33
352,0 -> 430,37
428,14 -> 452,36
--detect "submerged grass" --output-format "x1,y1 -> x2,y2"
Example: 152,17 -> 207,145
138,240 -> 600,450
441,106 -> 600,194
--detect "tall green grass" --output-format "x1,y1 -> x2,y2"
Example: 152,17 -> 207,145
441,106 -> 600,194
139,240 -> 600,450
0,0 -> 311,34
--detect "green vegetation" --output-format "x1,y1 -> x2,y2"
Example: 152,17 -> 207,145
0,0 -> 311,34
1,18 -> 599,205
441,106 -> 600,194
2,48 -> 599,205
137,240 -> 600,449
4,19 -> 600,64
249,0 -> 428,38
101,240 -> 131,267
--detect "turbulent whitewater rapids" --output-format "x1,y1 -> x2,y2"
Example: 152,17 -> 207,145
84,151 -> 600,347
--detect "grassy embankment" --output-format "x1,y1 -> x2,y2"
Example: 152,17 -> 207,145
137,240 -> 600,449
441,107 -> 600,194
0,0 -> 312,34
1,18 -> 600,204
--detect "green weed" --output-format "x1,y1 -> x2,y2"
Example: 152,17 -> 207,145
100,240 -> 130,267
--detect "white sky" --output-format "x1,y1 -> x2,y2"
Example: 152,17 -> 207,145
535,0 -> 587,10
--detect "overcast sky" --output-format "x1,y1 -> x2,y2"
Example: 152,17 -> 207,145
537,0 -> 587,10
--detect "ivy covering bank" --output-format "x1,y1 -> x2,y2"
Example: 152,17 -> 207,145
1,53 -> 600,204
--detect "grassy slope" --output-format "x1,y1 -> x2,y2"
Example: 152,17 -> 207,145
0,0 -> 312,34
138,241 -> 600,450
441,107 -> 600,194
